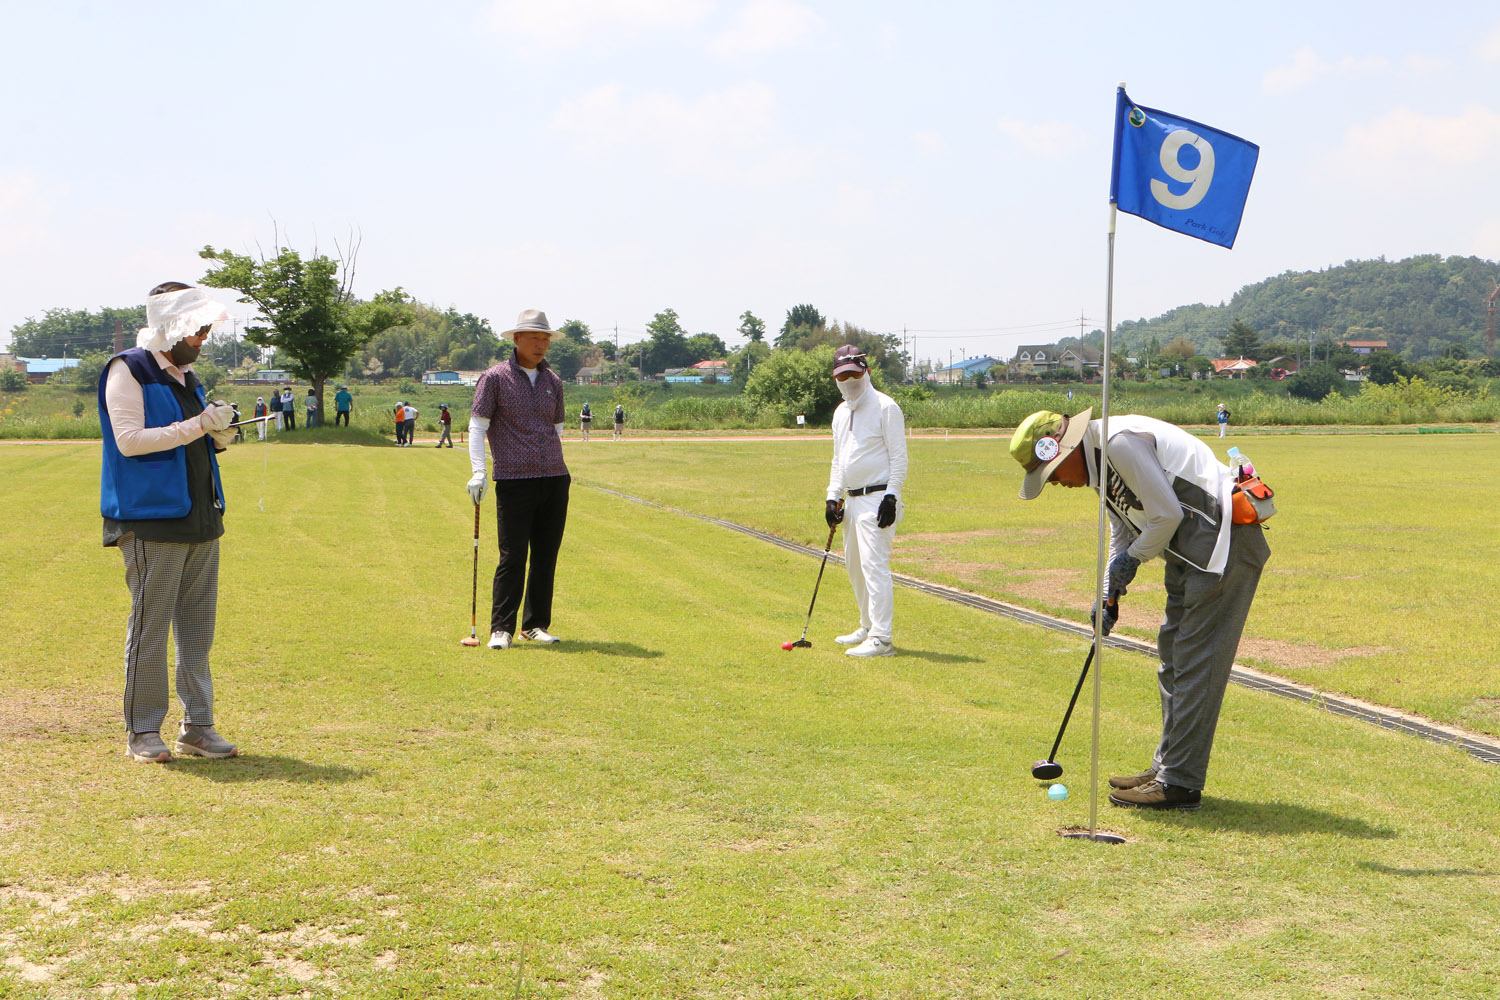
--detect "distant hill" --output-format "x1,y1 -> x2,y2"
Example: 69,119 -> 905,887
1109,255 -> 1499,361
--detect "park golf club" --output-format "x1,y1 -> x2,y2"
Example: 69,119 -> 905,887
783,521 -> 838,650
460,501 -> 481,647
1031,642 -> 1098,781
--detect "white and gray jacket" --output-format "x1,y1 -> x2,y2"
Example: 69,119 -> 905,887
1082,415 -> 1234,575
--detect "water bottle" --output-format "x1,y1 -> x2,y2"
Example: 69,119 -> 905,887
1226,446 -> 1255,480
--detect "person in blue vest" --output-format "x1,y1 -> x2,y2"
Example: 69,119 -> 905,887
99,281 -> 242,763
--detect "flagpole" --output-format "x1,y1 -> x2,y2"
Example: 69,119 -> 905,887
1089,82 -> 1127,841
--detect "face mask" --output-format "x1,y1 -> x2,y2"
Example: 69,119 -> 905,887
169,339 -> 201,366
837,374 -> 870,402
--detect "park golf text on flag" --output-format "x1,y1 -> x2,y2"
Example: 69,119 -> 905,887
1109,88 -> 1259,249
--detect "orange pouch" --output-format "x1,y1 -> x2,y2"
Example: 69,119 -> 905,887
1231,477 -> 1276,524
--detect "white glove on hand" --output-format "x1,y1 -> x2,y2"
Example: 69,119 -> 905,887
466,472 -> 487,505
198,402 -> 234,434
207,426 -> 236,449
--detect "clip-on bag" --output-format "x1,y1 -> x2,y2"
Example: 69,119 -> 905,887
1231,476 -> 1276,525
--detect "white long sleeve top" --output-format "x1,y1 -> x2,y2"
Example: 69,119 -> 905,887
826,387 -> 907,501
103,353 -> 213,457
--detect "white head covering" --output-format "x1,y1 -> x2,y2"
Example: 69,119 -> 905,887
136,287 -> 231,353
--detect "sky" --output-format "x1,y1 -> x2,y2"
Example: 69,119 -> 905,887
2,1 -> 1498,366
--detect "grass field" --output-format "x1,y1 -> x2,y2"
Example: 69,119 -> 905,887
2,440 -> 1498,998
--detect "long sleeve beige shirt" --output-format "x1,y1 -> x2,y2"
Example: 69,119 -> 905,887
103,352 -> 211,457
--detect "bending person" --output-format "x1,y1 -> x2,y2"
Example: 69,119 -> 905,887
466,309 -> 570,650
1008,408 -> 1269,811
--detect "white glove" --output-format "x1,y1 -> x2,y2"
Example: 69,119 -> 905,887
207,426 -> 236,449
467,472 -> 487,505
198,402 -> 234,434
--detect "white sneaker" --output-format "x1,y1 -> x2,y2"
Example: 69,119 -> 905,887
835,627 -> 869,646
521,628 -> 560,644
488,630 -> 512,649
846,636 -> 894,658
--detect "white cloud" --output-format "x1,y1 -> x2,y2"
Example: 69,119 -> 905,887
1401,53 -> 1445,74
1335,105 -> 1500,167
995,116 -> 1084,158
712,0 -> 822,55
1262,46 -> 1388,94
552,81 -> 802,184
1480,23 -> 1500,60
823,182 -> 876,227
911,131 -> 945,156
486,0 -> 711,47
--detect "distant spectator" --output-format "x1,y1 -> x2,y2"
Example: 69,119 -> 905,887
394,402 -> 407,446
280,387 -> 296,430
253,396 -> 268,441
580,401 -> 592,441
304,389 -> 318,428
436,403 -> 453,448
230,402 -> 243,443
613,403 -> 624,441
334,385 -> 353,427
268,390 -> 283,430
403,402 -> 418,446
1217,403 -> 1230,438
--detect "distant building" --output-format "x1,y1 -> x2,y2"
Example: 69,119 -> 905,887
1339,339 -> 1388,355
421,370 -> 484,386
575,366 -> 606,384
1210,358 -> 1258,378
1009,344 -> 1100,377
927,356 -> 1001,384
16,356 -> 79,384
664,359 -> 732,383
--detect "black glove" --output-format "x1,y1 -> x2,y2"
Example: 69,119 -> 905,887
1107,552 -> 1141,603
825,499 -> 844,528
876,494 -> 898,529
1091,600 -> 1119,637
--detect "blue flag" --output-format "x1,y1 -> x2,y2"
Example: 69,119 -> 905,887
1110,88 -> 1259,249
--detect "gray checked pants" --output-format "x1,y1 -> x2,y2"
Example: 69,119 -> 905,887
118,534 -> 220,734
1152,523 -> 1270,791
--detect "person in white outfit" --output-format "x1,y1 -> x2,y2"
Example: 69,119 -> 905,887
824,345 -> 907,657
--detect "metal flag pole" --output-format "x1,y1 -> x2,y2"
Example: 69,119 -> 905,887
1091,199 -> 1117,840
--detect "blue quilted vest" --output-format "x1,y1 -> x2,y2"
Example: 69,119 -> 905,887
98,349 -> 224,520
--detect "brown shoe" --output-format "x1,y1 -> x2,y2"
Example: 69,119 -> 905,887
1108,768 -> 1158,790
1108,779 -> 1201,811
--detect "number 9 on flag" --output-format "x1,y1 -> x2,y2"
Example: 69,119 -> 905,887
1110,88 -> 1259,249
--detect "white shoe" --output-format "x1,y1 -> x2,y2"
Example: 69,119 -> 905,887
488,630 -> 512,649
521,628 -> 560,644
835,627 -> 869,646
846,636 -> 894,658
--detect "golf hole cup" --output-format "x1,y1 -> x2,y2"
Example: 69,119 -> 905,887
1048,784 -> 1068,802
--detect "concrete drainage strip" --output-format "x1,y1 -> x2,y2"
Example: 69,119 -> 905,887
591,485 -> 1500,769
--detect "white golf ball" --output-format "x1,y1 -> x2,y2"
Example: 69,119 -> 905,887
1048,783 -> 1068,801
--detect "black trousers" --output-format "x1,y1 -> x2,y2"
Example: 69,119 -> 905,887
491,475 -> 570,635
336,410 -> 349,426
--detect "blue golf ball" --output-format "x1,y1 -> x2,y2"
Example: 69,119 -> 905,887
1048,783 -> 1068,801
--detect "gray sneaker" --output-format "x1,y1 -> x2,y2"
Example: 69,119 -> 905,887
175,724 -> 239,759
127,732 -> 172,763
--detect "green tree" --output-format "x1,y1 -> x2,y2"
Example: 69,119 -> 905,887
1221,319 -> 1261,360
743,344 -> 841,423
1,368 -> 28,391
776,303 -> 826,349
738,310 -> 766,343
545,337 -> 587,380
559,319 -> 592,344
199,244 -> 412,416
683,332 -> 726,363
730,341 -> 771,387
8,305 -> 146,358
71,350 -> 115,391
1286,362 -> 1343,401
641,308 -> 690,375
1366,350 -> 1412,386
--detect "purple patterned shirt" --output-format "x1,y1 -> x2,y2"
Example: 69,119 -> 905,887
472,358 -> 568,480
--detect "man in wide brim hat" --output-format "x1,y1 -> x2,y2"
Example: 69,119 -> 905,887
501,309 -> 560,343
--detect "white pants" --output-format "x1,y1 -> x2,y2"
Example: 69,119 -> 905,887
842,492 -> 903,640
257,420 -> 267,441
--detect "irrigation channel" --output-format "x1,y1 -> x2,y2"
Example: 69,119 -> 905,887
590,484 -> 1500,769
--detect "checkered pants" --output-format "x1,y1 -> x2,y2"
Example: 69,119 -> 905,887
118,534 -> 220,734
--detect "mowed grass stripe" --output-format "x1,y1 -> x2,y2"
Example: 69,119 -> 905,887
1,446 -> 1498,998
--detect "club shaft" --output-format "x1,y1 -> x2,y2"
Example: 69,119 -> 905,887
470,502 -> 481,635
798,523 -> 838,639
1046,645 -> 1096,764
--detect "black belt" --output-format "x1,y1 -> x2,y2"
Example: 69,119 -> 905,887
846,483 -> 888,497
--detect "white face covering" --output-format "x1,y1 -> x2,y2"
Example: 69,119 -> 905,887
837,373 -> 870,403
